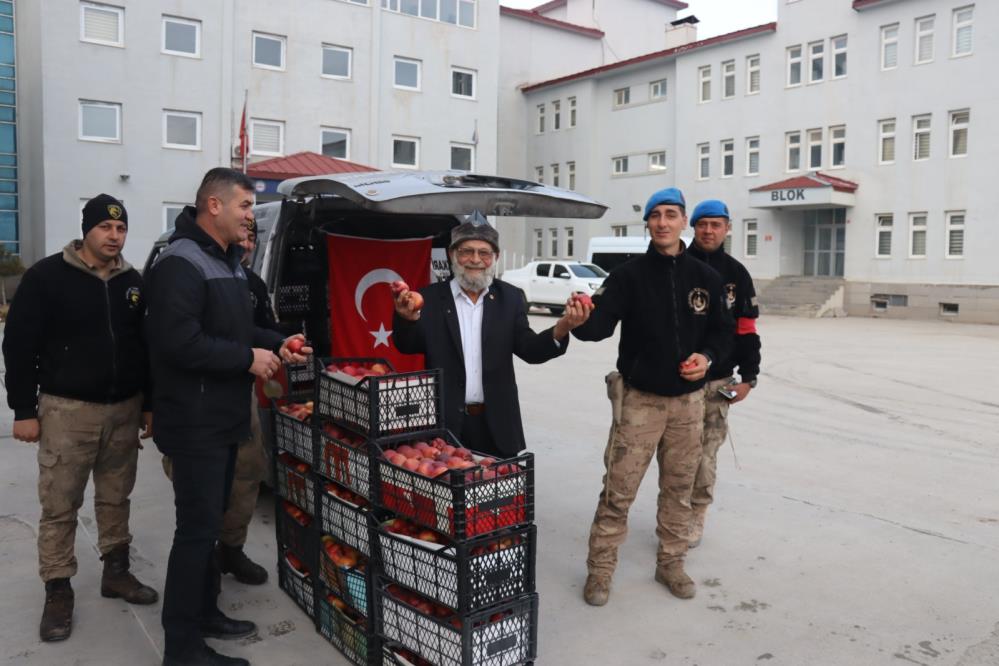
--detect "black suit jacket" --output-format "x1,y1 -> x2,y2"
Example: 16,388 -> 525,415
392,279 -> 568,456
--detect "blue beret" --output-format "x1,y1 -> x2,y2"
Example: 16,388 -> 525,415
690,199 -> 730,227
642,187 -> 686,220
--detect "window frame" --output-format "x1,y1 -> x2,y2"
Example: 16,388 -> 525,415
808,40 -> 824,83
612,155 -> 629,175
320,126 -> 351,160
613,87 -> 631,107
537,104 -> 545,134
722,60 -> 736,99
79,99 -> 122,143
875,213 -> 893,258
744,219 -> 758,258
908,212 -> 928,258
162,203 -> 188,232
949,109 -> 969,158
649,151 -> 666,172
786,131 -> 801,172
786,45 -> 802,87
951,5 -> 973,58
567,161 -> 576,190
746,136 -> 760,176
914,15 -> 935,65
552,100 -> 561,131
549,227 -> 558,258
649,78 -> 667,100
881,23 -> 899,70
252,31 -> 286,71
807,128 -> 822,170
912,114 -> 931,161
534,228 -> 543,258
391,135 -> 420,169
80,1 -> 124,48
746,54 -> 761,94
721,139 -> 734,178
161,15 -> 200,58
565,226 -> 574,258
829,125 -> 846,168
450,142 -> 474,172
945,210 -> 965,259
568,96 -> 577,127
698,66 -> 711,103
450,66 -> 476,99
697,142 -> 710,180
393,56 -> 422,91
322,44 -> 353,80
831,35 -> 847,78
550,163 -> 559,187
249,118 -> 285,157
878,118 -> 896,164
162,109 -> 202,151
535,166 -> 544,184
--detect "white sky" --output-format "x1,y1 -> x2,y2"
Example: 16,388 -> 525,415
500,0 -> 778,40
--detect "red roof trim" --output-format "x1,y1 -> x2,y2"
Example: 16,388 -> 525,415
500,6 -> 604,38
247,151 -> 377,181
530,0 -> 565,13
521,21 -> 777,93
750,172 -> 859,194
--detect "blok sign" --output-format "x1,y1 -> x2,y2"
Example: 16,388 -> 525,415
770,188 -> 806,201
326,234 -> 432,372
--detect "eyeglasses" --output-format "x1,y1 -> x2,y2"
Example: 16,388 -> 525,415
455,247 -> 496,261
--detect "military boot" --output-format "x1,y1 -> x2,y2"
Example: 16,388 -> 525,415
40,578 -> 74,642
101,545 -> 159,604
582,573 -> 611,607
218,544 -> 268,586
655,561 -> 696,599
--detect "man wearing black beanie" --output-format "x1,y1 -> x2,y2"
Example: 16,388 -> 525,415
3,193 -> 158,643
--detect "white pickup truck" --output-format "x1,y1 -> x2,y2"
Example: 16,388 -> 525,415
501,261 -> 608,315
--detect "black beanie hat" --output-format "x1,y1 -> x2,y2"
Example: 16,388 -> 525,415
82,194 -> 128,237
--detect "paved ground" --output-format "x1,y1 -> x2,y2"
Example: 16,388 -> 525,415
2,315 -> 998,666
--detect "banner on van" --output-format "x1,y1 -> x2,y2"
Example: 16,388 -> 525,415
326,234 -> 432,372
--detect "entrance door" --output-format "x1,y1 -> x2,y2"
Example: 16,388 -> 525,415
803,209 -> 845,277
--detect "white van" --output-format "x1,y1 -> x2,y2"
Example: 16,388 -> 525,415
587,232 -> 694,272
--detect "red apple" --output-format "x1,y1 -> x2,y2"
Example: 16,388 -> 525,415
286,337 -> 304,354
403,458 -> 421,472
572,292 -> 594,308
408,291 -> 424,310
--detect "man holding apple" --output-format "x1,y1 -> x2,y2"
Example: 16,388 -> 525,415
687,199 -> 761,549
392,215 -> 592,458
146,168 -> 312,666
571,187 -> 733,606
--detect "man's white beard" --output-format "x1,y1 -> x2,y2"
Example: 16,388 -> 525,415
452,259 -> 496,293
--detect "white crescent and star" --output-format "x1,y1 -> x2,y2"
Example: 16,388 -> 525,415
353,268 -> 404,348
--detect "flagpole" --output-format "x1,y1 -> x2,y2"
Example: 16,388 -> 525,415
241,89 -> 248,174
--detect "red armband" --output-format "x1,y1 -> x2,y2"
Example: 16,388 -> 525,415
736,317 -> 757,335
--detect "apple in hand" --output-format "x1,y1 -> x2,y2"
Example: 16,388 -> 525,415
408,291 -> 425,311
572,292 -> 593,308
287,337 -> 305,354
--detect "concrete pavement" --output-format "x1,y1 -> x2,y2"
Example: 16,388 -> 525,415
2,315 -> 998,665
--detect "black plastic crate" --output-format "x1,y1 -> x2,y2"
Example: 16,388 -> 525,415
319,534 -> 372,617
376,523 -> 536,615
318,581 -> 380,666
276,499 -> 318,574
274,405 -> 314,462
276,284 -> 311,316
375,434 -> 534,540
275,452 -> 315,515
315,357 -> 442,437
314,421 -> 373,499
377,583 -> 538,666
381,642 -> 438,666
278,548 -> 316,622
319,481 -> 373,557
287,361 -> 316,393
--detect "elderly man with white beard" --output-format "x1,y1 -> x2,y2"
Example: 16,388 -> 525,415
392,216 -> 592,458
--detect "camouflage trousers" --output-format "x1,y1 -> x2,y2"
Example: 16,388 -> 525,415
36,393 -> 143,582
161,395 -> 267,547
691,377 -> 734,521
587,384 -> 705,576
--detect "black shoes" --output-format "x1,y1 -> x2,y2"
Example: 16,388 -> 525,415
39,578 -> 74,642
162,644 -> 250,666
217,544 -> 268,586
200,613 -> 258,641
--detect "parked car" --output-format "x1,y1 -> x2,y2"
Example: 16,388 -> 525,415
501,260 -> 607,315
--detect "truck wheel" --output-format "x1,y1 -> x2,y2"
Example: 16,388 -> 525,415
548,305 -> 564,316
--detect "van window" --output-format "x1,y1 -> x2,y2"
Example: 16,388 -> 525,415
570,264 -> 608,278
553,264 -> 570,278
536,263 -> 551,277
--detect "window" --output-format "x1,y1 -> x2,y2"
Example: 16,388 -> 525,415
876,214 -> 893,257
565,227 -> 574,257
250,119 -> 284,156
392,136 -> 419,168
81,2 -> 123,47
698,66 -> 711,102
722,60 -> 735,99
612,156 -> 629,175
745,219 -> 758,257
322,45 -> 352,79
567,161 -> 576,190
321,127 -> 350,159
450,142 -> 474,171
537,104 -> 545,133
915,15 -> 935,64
909,213 -> 927,257
746,136 -> 760,175
879,119 -> 896,163
451,67 -> 475,98
162,16 -> 200,57
807,129 -> 822,169
697,143 -> 710,179
550,163 -> 559,187
787,46 -> 802,86
946,211 -> 965,258
79,100 -> 121,142
746,55 -> 760,94
552,101 -> 561,131
612,225 -> 627,237
163,203 -> 187,232
786,131 -> 801,171
881,24 -> 899,69
535,262 -> 550,277
549,228 -> 558,257
650,78 -> 667,100
534,229 -> 543,258
384,0 -> 476,28
163,110 -> 201,150
832,35 -> 847,77
721,139 -> 734,177
913,114 -> 931,160
252,32 -> 285,70
830,125 -> 846,167
614,87 -> 630,107
952,6 -> 973,57
394,57 -> 421,90
568,97 -> 577,127
649,151 -> 666,171
808,41 -> 824,83
535,166 -> 544,184
950,109 -> 969,157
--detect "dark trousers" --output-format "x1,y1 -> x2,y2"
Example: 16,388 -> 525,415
460,412 -> 502,458
162,443 -> 237,658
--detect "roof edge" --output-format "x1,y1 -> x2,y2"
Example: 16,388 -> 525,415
499,6 -> 605,38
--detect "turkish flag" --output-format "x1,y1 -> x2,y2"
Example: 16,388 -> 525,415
326,234 -> 432,372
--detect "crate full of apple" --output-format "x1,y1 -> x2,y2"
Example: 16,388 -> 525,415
375,432 -> 534,540
278,549 -> 316,620
277,499 -> 317,573
320,535 -> 371,617
319,481 -> 373,557
276,452 -> 315,516
274,399 -> 314,462
315,357 -> 442,438
315,421 -> 373,500
317,584 -> 379,666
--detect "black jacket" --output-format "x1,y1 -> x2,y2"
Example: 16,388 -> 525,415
688,243 -> 761,382
3,243 -> 148,419
145,208 -> 284,451
392,279 -> 567,456
246,267 -> 280,333
572,242 -> 734,396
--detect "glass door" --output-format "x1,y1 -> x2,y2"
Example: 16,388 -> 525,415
803,209 -> 845,277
